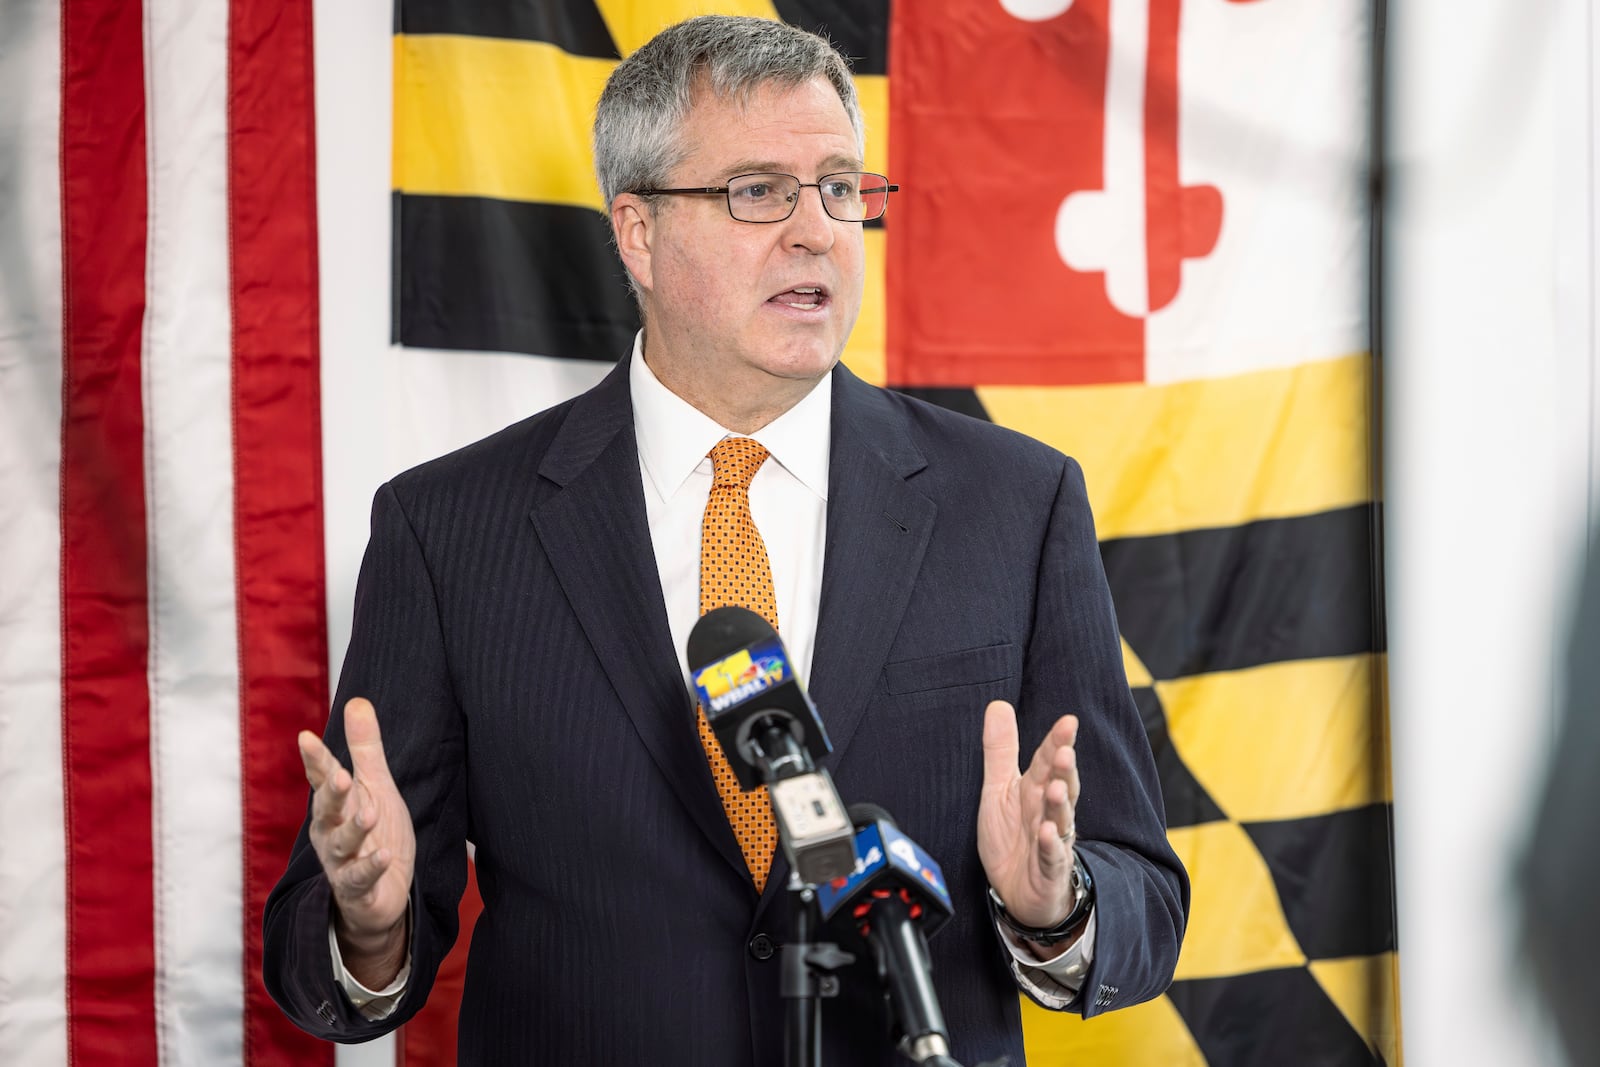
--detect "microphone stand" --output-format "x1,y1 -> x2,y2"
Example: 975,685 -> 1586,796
780,872 -> 855,1067
778,863 -> 992,1067
773,838 -> 1011,1067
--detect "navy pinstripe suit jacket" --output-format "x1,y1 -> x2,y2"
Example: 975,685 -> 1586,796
264,358 -> 1187,1066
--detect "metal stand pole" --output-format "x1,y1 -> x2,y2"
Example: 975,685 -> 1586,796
780,874 -> 853,1067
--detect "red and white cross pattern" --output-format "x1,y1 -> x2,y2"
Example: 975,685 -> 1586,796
888,0 -> 1367,388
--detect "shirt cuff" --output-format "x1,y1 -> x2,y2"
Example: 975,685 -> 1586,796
993,907 -> 1097,1011
328,917 -> 412,1021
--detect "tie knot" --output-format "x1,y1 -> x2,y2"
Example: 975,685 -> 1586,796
709,437 -> 770,490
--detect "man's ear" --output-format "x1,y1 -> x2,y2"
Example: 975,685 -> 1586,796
610,194 -> 655,294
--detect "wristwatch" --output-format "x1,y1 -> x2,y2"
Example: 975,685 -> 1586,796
989,848 -> 1095,946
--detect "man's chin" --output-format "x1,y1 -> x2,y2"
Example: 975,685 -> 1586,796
768,331 -> 857,377
759,346 -> 843,383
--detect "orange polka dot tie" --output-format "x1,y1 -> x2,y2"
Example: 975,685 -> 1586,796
698,437 -> 780,893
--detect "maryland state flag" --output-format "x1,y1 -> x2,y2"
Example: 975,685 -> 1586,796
393,2 -> 1398,1064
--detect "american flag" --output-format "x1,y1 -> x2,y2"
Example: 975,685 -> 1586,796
0,0 -> 330,1062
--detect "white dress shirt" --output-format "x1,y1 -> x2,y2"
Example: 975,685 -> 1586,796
630,335 -> 830,693
332,336 -> 1094,1017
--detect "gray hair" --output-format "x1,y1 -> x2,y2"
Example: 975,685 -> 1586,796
593,15 -> 864,211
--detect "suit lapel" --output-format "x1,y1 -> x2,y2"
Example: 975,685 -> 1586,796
530,361 -> 748,882
806,367 -> 934,769
756,367 -> 935,916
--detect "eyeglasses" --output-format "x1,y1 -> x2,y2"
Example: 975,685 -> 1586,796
634,172 -> 899,223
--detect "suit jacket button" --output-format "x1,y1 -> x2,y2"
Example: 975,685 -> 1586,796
748,933 -> 776,960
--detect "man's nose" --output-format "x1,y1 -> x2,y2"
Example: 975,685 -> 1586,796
781,184 -> 837,253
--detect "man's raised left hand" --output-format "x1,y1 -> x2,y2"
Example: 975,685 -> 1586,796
977,700 -> 1082,952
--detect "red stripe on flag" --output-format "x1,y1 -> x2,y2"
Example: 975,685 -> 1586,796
227,1 -> 333,1063
58,0 -> 159,1062
400,858 -> 484,1067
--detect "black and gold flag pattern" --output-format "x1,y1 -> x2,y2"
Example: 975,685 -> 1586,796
391,2 -> 1399,1063
978,351 -> 1395,1063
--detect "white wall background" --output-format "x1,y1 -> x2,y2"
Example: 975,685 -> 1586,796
314,3 -> 398,1063
1386,0 -> 1598,1063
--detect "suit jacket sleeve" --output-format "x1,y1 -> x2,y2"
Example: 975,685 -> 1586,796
1017,456 -> 1189,1016
262,481 -> 470,1041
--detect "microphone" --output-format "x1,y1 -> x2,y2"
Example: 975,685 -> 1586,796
687,606 -> 855,884
817,804 -> 957,1065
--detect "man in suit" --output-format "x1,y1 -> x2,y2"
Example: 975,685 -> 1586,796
265,16 -> 1187,1066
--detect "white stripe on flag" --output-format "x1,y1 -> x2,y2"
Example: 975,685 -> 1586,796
1096,0 -> 1149,317
0,1 -> 69,1064
142,1 -> 245,1063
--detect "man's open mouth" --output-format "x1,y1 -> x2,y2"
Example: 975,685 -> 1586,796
768,286 -> 830,311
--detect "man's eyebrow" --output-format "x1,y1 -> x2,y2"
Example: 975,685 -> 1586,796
719,155 -> 866,178
818,154 -> 865,173
720,160 -> 785,178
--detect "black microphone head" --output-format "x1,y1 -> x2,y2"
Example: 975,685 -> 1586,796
847,802 -> 897,830
687,605 -> 831,790
687,605 -> 776,671
817,806 -> 954,936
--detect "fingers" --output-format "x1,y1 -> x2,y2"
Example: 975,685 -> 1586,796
300,710 -> 365,857
298,729 -> 340,791
978,702 -> 1085,922
1022,715 -> 1080,845
1026,714 -> 1079,782
984,703 -> 1082,816
305,733 -> 353,828
297,699 -> 406,903
344,697 -> 395,787
1035,818 -> 1074,876
1042,774 -> 1074,844
982,700 -> 1021,789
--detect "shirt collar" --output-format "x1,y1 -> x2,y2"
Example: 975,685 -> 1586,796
629,332 -> 832,502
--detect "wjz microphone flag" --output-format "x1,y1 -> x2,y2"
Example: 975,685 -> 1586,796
0,1 -> 1397,1066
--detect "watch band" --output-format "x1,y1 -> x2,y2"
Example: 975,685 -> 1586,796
989,847 -> 1095,946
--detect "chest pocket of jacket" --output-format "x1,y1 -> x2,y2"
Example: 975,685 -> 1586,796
860,643 -> 1023,821
883,642 -> 1021,709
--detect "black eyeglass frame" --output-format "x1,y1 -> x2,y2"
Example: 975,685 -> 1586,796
632,171 -> 900,223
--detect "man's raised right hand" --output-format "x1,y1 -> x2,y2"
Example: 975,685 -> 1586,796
299,697 -> 416,987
